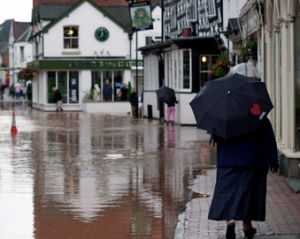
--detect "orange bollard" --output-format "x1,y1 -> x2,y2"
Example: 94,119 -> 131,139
11,111 -> 18,135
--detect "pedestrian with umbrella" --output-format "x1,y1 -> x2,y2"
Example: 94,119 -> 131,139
190,73 -> 279,239
156,86 -> 178,125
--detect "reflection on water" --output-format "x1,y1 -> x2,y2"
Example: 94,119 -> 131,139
0,105 -> 216,239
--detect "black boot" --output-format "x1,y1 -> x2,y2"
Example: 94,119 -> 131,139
226,223 -> 236,239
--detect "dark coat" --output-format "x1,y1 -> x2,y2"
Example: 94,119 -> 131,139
213,118 -> 279,173
120,87 -> 128,101
53,89 -> 62,103
103,84 -> 112,100
129,91 -> 138,106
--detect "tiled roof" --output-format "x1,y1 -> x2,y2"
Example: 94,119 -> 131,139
13,21 -> 32,42
0,20 -> 12,42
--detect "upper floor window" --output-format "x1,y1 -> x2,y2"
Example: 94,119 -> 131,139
187,0 -> 197,21
207,0 -> 216,18
171,6 -> 177,28
63,26 -> 79,49
20,46 -> 24,62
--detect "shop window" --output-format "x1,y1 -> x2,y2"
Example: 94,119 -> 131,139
47,72 -> 56,103
58,72 -> 68,103
69,71 -> 79,104
165,49 -> 191,91
47,71 -> 79,104
199,55 -> 218,89
63,26 -> 79,49
183,50 -> 191,89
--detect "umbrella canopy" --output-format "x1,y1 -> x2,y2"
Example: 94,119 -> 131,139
189,73 -> 273,139
156,86 -> 176,105
228,61 -> 261,78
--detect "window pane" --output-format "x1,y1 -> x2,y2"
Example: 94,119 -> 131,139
47,72 -> 56,103
69,71 -> 79,104
71,38 -> 78,48
58,72 -> 68,103
183,50 -> 190,89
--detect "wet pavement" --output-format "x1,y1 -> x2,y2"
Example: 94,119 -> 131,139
0,101 -> 300,239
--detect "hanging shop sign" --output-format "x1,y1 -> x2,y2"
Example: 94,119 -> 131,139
129,1 -> 153,32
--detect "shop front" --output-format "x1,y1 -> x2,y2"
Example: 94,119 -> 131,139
28,59 -> 143,112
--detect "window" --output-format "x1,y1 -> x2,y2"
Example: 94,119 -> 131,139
165,49 -> 191,91
187,0 -> 197,21
199,55 -> 218,89
207,0 -> 216,18
69,71 -> 79,103
63,26 -> 79,49
47,71 -> 79,104
20,46 -> 24,62
183,50 -> 191,89
170,6 -> 177,28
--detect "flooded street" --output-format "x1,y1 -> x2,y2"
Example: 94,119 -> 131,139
0,102 -> 216,239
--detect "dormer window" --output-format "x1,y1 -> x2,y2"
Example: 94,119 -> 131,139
63,26 -> 79,49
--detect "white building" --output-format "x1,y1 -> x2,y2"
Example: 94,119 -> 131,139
9,20 -> 33,85
28,0 -> 161,112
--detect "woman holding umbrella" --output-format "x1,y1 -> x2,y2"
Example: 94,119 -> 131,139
190,74 -> 279,239
208,118 -> 278,239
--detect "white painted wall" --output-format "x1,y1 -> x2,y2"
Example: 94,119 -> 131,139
44,2 -> 130,58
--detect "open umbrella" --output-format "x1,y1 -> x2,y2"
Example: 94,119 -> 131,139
156,86 -> 176,105
228,61 -> 261,78
189,73 -> 273,139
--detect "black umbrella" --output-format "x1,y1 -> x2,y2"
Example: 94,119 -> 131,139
189,73 -> 273,139
156,86 -> 176,105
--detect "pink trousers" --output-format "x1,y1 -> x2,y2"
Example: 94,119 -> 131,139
166,106 -> 175,122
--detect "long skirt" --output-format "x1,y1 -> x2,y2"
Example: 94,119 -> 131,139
208,167 -> 267,221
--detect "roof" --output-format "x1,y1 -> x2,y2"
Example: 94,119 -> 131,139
226,18 -> 242,42
13,21 -> 32,42
139,36 -> 221,55
0,20 -> 11,42
32,0 -> 161,34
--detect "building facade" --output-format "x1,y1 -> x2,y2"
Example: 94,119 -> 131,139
140,0 -> 240,124
261,0 -> 300,183
29,0 -> 161,111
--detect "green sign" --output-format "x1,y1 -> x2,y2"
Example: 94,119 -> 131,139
28,59 -> 143,70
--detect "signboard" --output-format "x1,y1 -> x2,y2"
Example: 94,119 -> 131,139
129,1 -> 153,32
27,59 -> 143,70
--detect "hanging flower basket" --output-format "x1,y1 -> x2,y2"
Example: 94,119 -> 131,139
210,53 -> 231,78
239,37 -> 258,62
18,68 -> 36,81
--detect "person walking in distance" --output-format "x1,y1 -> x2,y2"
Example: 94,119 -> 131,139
208,118 -> 279,239
52,86 -> 63,111
165,98 -> 178,126
14,81 -> 22,99
103,79 -> 112,102
129,87 -> 138,118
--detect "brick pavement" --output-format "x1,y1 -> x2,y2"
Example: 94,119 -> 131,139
175,169 -> 300,239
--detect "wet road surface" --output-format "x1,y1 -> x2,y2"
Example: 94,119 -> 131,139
0,103 -> 215,239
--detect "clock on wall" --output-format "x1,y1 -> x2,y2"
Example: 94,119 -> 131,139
94,27 -> 109,42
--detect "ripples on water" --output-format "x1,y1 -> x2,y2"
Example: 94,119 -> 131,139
0,105 -> 215,239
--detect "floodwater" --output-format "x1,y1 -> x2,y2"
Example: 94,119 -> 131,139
0,101 -> 216,239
